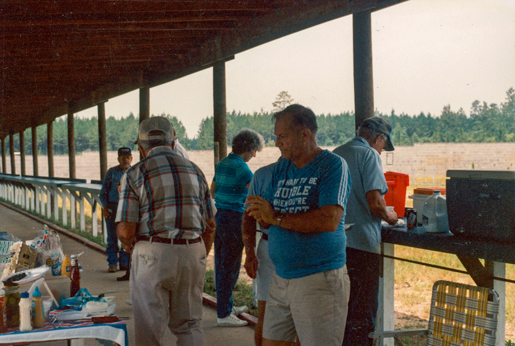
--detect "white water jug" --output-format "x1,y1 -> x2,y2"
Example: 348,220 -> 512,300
422,191 -> 449,233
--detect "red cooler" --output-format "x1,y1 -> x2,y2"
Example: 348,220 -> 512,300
384,171 -> 409,217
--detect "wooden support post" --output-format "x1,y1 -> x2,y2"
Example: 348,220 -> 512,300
139,87 -> 150,160
457,255 -> 493,288
32,126 -> 38,176
19,131 -> 26,176
98,103 -> 108,180
47,122 -> 54,177
493,262 -> 506,346
1,137 -> 6,174
68,112 -> 76,179
9,134 -> 15,175
213,61 -> 227,160
378,243 -> 395,346
353,10 -> 374,129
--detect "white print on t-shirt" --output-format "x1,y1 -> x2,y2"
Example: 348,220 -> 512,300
272,177 -> 318,213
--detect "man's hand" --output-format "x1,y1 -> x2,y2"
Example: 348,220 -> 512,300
117,222 -> 137,253
102,208 -> 112,219
244,252 -> 259,279
245,195 -> 275,226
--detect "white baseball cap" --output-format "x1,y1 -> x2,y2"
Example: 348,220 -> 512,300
135,116 -> 176,144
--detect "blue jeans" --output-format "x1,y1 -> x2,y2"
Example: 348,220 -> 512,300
214,209 -> 244,318
105,210 -> 130,267
343,248 -> 380,346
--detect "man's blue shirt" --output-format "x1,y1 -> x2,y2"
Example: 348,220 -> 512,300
100,165 -> 126,207
247,161 -> 278,235
265,150 -> 351,279
333,136 -> 388,254
213,153 -> 253,213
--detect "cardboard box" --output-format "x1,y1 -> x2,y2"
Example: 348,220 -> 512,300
1,243 -> 37,279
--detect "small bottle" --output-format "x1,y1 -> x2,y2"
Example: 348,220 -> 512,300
61,254 -> 71,277
70,254 -> 81,297
0,289 -> 7,333
32,286 -> 45,328
19,292 -> 32,332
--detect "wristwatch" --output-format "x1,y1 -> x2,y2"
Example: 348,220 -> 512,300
276,214 -> 283,228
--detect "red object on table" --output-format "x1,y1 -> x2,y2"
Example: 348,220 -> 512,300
384,171 -> 410,218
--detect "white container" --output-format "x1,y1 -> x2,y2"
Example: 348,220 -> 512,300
422,191 -> 449,233
409,194 -> 430,225
19,291 -> 32,332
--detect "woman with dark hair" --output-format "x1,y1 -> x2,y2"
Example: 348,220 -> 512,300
210,128 -> 265,327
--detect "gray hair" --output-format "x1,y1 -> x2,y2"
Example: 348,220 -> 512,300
357,125 -> 386,142
232,128 -> 265,155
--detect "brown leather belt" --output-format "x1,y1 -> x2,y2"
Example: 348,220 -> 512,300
136,235 -> 202,245
261,233 -> 268,241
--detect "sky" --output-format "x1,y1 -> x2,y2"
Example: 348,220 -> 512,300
76,0 -> 515,139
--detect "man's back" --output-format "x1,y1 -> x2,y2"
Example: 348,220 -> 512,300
118,146 -> 211,238
333,137 -> 387,254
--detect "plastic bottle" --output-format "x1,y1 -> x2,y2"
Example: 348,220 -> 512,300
422,191 -> 449,233
0,289 -> 7,333
61,254 -> 71,277
32,286 -> 45,328
19,292 -> 32,332
70,254 -> 81,297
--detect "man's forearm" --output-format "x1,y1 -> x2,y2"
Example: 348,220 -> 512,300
202,217 -> 216,254
242,212 -> 257,255
274,205 -> 344,234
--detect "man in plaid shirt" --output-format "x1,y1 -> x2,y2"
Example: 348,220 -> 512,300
116,116 -> 216,346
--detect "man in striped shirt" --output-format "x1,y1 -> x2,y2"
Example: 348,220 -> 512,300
116,116 -> 216,346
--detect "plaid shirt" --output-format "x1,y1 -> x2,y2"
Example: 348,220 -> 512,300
116,146 -> 216,239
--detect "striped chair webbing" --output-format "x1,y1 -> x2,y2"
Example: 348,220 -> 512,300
427,281 -> 499,346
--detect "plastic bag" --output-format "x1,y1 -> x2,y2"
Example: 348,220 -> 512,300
32,225 -> 65,276
59,288 -> 107,311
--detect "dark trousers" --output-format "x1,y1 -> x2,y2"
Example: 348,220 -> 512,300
343,248 -> 381,346
105,211 -> 130,267
214,209 -> 244,318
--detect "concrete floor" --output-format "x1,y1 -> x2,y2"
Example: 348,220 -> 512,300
0,203 -> 255,346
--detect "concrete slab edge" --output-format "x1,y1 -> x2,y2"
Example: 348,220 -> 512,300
0,201 -> 258,328
0,200 -> 107,255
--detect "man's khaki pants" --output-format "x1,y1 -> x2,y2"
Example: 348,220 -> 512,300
131,239 -> 207,346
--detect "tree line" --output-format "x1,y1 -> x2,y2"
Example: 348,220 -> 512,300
5,88 -> 514,155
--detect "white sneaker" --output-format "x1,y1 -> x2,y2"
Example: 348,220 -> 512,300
125,299 -> 132,305
232,305 -> 249,315
217,314 -> 248,327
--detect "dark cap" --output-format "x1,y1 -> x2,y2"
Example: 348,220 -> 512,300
134,116 -> 176,144
360,116 -> 394,151
118,147 -> 132,157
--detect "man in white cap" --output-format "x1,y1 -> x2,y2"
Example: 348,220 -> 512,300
116,116 -> 216,346
333,116 -> 398,346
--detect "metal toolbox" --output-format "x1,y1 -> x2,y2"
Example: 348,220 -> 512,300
446,170 -> 515,242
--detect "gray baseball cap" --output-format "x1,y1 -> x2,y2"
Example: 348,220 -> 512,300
135,117 -> 176,144
360,116 -> 394,151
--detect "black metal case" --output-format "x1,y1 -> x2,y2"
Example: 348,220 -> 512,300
446,170 -> 515,242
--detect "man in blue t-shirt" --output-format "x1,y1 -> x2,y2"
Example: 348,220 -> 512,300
246,104 -> 352,346
333,116 -> 398,346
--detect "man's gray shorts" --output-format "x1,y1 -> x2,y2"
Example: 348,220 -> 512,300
263,265 -> 350,345
256,236 -> 275,301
